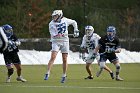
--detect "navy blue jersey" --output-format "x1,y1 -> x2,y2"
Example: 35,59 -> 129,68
3,34 -> 19,54
98,35 -> 121,54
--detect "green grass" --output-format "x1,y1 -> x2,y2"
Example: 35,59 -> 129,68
0,63 -> 140,93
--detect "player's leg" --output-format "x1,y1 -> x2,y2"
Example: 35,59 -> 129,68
13,53 -> 27,82
84,51 -> 95,79
44,42 -> 59,80
3,54 -> 14,83
44,51 -> 58,80
85,62 -> 93,79
103,65 -> 114,79
60,41 -> 69,83
109,54 -> 123,81
96,62 -> 105,77
14,64 -> 27,82
61,53 -> 68,83
6,64 -> 14,83
96,54 -> 107,77
113,60 -> 123,81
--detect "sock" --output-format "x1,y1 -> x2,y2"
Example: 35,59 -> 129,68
62,74 -> 66,77
110,71 -> 113,73
116,72 -> 119,78
46,71 -> 50,75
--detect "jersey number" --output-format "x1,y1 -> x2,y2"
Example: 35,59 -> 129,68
56,22 -> 66,34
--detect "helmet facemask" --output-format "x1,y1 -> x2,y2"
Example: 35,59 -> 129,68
107,26 -> 116,41
52,10 -> 63,22
85,26 -> 94,37
85,29 -> 93,36
2,24 -> 13,38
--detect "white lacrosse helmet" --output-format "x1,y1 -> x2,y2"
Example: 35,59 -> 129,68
52,10 -> 63,22
85,25 -> 94,36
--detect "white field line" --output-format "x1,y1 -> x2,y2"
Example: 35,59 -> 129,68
0,85 -> 140,90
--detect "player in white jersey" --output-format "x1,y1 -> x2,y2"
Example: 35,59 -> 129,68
80,26 -> 114,79
44,10 -> 79,83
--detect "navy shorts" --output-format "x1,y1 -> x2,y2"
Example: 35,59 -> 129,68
3,52 -> 21,66
99,53 -> 118,63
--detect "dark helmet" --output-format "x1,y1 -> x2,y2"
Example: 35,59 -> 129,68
107,26 -> 116,41
2,24 -> 13,38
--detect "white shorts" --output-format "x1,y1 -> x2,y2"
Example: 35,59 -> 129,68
85,53 -> 100,63
51,41 -> 69,53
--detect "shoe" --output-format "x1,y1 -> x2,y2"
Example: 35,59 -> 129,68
96,70 -> 102,77
116,77 -> 124,81
16,76 -> 27,82
85,76 -> 93,79
61,76 -> 66,83
110,72 -> 115,79
44,74 -> 49,80
6,77 -> 11,83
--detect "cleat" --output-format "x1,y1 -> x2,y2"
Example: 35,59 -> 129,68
116,77 -> 124,81
110,72 -> 115,79
96,70 -> 102,77
85,76 -> 93,79
61,76 -> 66,83
44,74 -> 49,80
16,76 -> 27,82
6,77 -> 11,83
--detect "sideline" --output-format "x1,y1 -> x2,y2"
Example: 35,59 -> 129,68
0,85 -> 140,90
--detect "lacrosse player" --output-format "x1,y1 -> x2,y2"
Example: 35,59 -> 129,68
80,25 -> 114,79
1,24 -> 27,83
94,26 -> 123,81
44,10 -> 79,83
0,27 -> 8,52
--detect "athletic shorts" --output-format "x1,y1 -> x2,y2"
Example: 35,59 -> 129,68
51,41 -> 69,53
85,52 -> 100,63
99,53 -> 119,63
3,52 -> 21,66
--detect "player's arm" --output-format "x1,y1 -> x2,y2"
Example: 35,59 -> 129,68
49,23 -> 56,36
115,38 -> 121,53
94,45 -> 100,54
94,37 -> 102,54
66,18 -> 79,37
66,18 -> 78,31
114,48 -> 121,53
49,23 -> 62,38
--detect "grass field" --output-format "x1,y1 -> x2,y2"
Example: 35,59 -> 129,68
0,63 -> 140,93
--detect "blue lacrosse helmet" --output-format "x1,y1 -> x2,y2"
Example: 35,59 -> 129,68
107,26 -> 116,41
2,24 -> 13,38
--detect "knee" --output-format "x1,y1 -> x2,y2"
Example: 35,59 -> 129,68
8,68 -> 14,76
115,63 -> 121,69
99,62 -> 106,69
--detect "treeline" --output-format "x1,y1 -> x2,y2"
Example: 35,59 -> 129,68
0,0 -> 140,39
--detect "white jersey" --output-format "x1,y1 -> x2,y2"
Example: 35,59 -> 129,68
49,17 -> 78,42
0,27 -> 8,51
81,33 -> 101,52
80,33 -> 101,63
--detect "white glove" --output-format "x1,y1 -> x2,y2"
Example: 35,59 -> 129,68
73,30 -> 79,37
15,41 -> 21,46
